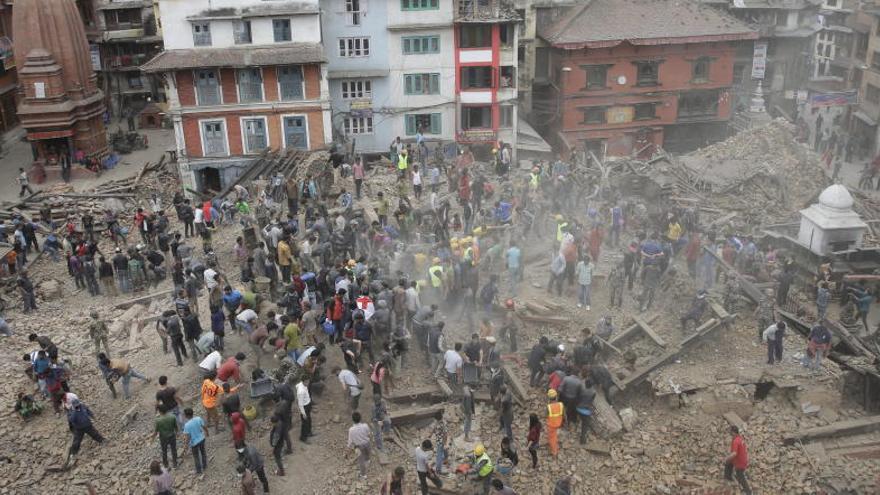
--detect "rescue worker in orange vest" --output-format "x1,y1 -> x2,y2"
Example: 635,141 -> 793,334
546,388 -> 564,457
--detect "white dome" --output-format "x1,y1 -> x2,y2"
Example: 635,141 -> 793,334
818,184 -> 854,210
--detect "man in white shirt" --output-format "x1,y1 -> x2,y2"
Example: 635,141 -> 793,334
199,350 -> 223,377
334,366 -> 362,412
204,267 -> 218,290
405,281 -> 421,314
443,343 -> 463,388
296,378 -> 313,442
236,308 -> 258,335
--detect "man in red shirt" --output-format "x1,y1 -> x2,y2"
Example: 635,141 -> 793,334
230,411 -> 247,446
723,425 -> 752,494
217,352 -> 246,384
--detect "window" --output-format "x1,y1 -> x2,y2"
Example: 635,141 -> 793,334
233,20 -> 252,45
634,103 -> 656,120
345,0 -> 362,26
634,61 -> 660,86
499,105 -> 514,128
461,67 -> 492,89
341,80 -> 372,99
237,68 -> 263,103
243,118 -> 268,153
202,121 -> 227,156
582,107 -> 606,124
460,24 -> 491,48
401,0 -> 438,10
195,69 -> 220,106
500,24 -> 514,47
518,46 -> 525,63
339,37 -> 370,57
581,65 -> 607,90
192,23 -> 211,46
402,35 -> 440,54
405,113 -> 441,135
867,84 -> 880,104
499,66 -> 515,88
278,66 -> 304,101
692,57 -> 710,83
404,73 -> 440,95
872,52 -> 880,71
678,90 -> 719,119
273,19 -> 292,42
127,74 -> 143,89
104,8 -> 142,30
344,116 -> 373,135
462,106 -> 491,129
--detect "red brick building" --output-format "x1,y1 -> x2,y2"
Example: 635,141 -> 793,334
142,1 -> 331,193
537,0 -> 757,157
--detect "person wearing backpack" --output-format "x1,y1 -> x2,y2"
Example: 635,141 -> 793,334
67,399 -> 104,462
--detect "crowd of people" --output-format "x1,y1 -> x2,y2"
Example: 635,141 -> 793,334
20,135 -> 860,495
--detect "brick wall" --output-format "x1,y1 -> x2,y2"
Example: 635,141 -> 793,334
176,71 -> 196,106
304,65 -> 320,100
182,116 -> 202,157
220,69 -> 238,105
263,67 -> 279,102
307,111 -> 325,148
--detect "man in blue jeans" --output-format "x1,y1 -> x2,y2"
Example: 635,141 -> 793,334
183,407 -> 209,474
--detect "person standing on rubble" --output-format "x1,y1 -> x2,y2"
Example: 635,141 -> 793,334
88,310 -> 111,357
722,425 -> 753,495
546,389 -> 564,457
754,289 -> 776,343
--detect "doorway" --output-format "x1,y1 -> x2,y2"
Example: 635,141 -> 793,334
200,167 -> 221,193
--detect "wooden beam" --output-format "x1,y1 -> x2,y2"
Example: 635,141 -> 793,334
722,412 -> 746,431
609,314 -> 659,346
385,385 -> 444,404
620,318 -> 721,390
632,315 -> 666,347
113,289 -> 174,309
501,363 -> 528,406
517,313 -> 569,325
701,246 -> 762,304
823,318 -> 877,361
388,406 -> 445,426
783,416 -> 880,445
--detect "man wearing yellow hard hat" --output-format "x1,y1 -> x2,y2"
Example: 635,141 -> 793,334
546,388 -> 564,457
470,443 -> 494,494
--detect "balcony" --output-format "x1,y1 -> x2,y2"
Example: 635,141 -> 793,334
106,53 -> 151,71
455,0 -> 519,23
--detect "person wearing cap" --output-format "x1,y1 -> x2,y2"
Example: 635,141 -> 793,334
546,389 -> 564,457
470,443 -> 495,494
761,321 -> 786,365
88,310 -> 111,357
217,352 -> 246,384
680,289 -> 709,331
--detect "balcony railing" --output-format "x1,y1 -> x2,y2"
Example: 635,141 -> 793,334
456,0 -> 518,21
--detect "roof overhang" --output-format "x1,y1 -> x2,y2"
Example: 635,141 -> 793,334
141,43 -> 326,72
550,31 -> 759,50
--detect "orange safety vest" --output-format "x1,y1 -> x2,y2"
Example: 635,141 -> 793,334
547,401 -> 564,428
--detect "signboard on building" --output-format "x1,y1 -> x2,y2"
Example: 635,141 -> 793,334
751,41 -> 768,80
349,100 -> 372,118
89,45 -> 101,72
607,106 -> 634,125
458,129 -> 497,142
810,90 -> 857,107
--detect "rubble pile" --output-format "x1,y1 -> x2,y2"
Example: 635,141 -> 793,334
672,120 -> 831,230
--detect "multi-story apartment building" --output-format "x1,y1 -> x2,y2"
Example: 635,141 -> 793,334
536,0 -> 756,157
93,0 -> 164,119
854,2 -> 880,158
714,0 -> 822,125
453,0 -> 520,152
143,0 -> 332,193
320,0 -> 457,154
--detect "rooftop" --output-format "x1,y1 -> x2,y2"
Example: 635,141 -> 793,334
540,0 -> 758,49
141,43 -> 325,72
186,1 -> 318,21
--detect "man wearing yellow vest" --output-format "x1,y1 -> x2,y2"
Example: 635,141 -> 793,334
546,389 -> 564,457
471,443 -> 494,494
397,148 -> 409,178
428,257 -> 444,302
555,215 -> 568,245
